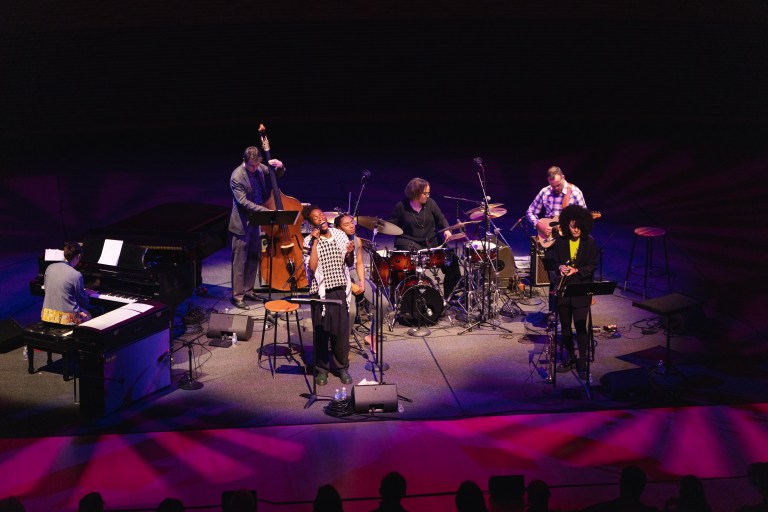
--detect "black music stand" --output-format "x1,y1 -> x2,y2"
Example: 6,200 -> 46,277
287,296 -> 345,409
632,292 -> 704,376
250,210 -> 300,302
562,280 -> 617,399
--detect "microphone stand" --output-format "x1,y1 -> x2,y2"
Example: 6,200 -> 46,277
352,172 -> 371,217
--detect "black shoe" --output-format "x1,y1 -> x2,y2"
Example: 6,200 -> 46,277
231,298 -> 250,310
338,370 -> 353,385
578,369 -> 590,382
316,373 -> 328,386
243,292 -> 261,302
557,357 -> 576,373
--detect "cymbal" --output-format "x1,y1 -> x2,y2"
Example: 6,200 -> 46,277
469,207 -> 507,221
443,219 -> 481,232
355,216 -> 404,236
465,203 -> 504,216
358,237 -> 377,251
324,211 -> 340,223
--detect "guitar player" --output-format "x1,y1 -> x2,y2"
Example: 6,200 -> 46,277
525,166 -> 588,316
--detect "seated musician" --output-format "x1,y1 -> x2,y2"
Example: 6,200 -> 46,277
526,166 -> 588,314
41,241 -> 92,325
302,205 -> 354,386
387,177 -> 461,298
547,205 -> 598,380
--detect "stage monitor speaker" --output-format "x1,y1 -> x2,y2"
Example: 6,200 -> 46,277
599,368 -> 651,400
352,383 -> 398,413
207,312 -> 254,340
533,253 -> 550,286
0,318 -> 24,354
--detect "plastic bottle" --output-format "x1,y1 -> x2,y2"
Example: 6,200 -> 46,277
334,388 -> 341,401
341,387 -> 347,400
22,346 -> 28,360
232,332 -> 238,346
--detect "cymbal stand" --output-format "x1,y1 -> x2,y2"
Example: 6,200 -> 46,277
459,159 -> 512,334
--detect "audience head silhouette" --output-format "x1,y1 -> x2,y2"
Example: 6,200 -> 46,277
455,480 -> 488,512
526,479 -> 551,512
313,484 -> 343,512
619,465 -> 647,500
0,497 -> 25,512
157,497 -> 185,512
371,471 -> 407,511
78,492 -> 104,512
226,489 -> 257,511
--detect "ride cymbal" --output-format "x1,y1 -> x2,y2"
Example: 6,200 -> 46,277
355,216 -> 404,236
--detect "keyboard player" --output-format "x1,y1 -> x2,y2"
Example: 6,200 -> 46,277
41,241 -> 93,325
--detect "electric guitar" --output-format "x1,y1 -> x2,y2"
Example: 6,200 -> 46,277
536,211 -> 602,249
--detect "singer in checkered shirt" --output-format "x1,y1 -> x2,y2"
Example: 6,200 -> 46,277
302,205 -> 355,386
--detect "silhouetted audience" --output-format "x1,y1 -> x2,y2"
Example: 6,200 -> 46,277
78,492 -> 104,512
527,479 -> 557,512
226,489 -> 257,511
488,475 -> 525,512
663,475 -> 711,512
582,466 -> 658,512
0,497 -> 25,512
370,471 -> 409,512
314,484 -> 343,512
157,497 -> 185,512
737,462 -> 768,512
455,480 -> 488,512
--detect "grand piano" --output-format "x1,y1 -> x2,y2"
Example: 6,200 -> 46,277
24,202 -> 229,414
31,202 -> 229,310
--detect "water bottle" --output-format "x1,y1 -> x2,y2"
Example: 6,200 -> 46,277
341,387 -> 347,400
22,346 -> 28,360
334,388 -> 341,401
232,332 -> 238,347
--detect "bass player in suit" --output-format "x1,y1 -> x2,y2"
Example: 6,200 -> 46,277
546,205 -> 598,380
228,146 -> 286,310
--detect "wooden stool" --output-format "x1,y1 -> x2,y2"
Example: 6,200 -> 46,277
258,300 -> 305,378
623,226 -> 671,300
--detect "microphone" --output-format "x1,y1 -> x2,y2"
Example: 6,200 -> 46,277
361,170 -> 372,183
347,233 -> 355,242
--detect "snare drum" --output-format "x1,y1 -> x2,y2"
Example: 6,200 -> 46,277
426,247 -> 454,268
388,249 -> 415,272
465,240 -> 498,263
396,276 -> 444,326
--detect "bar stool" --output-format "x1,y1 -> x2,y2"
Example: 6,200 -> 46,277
258,300 -> 305,378
623,226 -> 672,300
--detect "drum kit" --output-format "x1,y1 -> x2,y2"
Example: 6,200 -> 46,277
352,205 -> 515,332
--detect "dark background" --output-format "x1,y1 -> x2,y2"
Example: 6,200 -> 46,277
2,2 -> 767,330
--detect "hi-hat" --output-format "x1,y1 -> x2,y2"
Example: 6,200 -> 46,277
443,219 -> 482,232
355,216 -> 404,236
465,203 -> 504,216
469,206 -> 507,221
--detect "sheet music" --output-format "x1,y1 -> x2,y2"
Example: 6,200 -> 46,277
79,306 -> 141,331
44,249 -> 65,261
97,239 -> 124,266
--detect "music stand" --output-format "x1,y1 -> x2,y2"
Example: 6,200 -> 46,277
632,292 -> 704,376
287,296 -> 344,409
250,210 -> 300,302
562,280 -> 617,399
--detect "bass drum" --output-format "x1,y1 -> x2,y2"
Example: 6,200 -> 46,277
396,276 -> 444,327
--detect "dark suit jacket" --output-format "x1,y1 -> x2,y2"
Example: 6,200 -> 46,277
547,235 -> 598,308
228,162 -> 285,235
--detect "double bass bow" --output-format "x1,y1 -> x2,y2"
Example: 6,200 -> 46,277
258,124 -> 308,291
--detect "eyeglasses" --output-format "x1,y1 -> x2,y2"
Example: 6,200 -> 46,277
422,191 -> 431,197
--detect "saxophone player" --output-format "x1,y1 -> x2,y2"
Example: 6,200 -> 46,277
548,205 -> 599,379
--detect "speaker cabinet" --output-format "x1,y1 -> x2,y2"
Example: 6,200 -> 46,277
533,253 -> 550,286
0,318 -> 24,354
352,384 -> 398,413
496,245 -> 517,286
599,368 -> 651,399
207,312 -> 254,340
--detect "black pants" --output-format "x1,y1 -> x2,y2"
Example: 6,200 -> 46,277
310,288 -> 350,375
557,299 -> 589,371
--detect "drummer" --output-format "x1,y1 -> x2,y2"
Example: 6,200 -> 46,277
387,177 -> 461,297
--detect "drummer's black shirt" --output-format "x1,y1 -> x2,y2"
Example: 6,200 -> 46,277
388,198 -> 450,250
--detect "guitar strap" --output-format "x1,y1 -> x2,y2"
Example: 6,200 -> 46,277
562,183 -> 573,209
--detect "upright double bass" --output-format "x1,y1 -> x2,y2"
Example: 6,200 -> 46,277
258,124 -> 308,291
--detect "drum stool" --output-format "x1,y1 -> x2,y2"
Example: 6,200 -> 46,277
623,226 -> 671,300
258,300 -> 305,378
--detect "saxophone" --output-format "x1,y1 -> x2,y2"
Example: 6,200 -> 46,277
556,258 -> 572,300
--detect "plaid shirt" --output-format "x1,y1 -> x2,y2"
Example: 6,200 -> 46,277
526,181 -> 587,228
